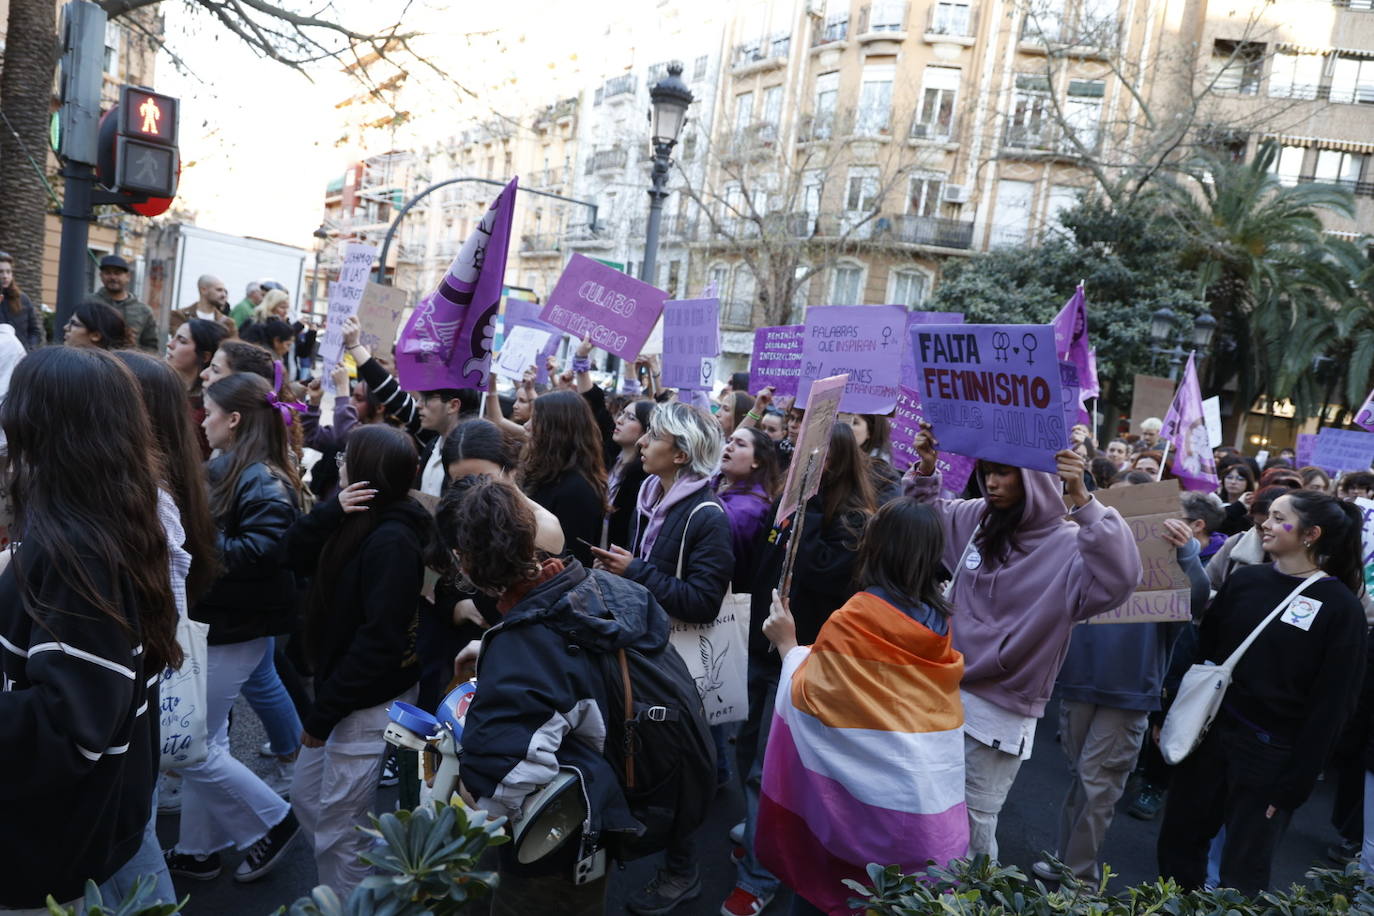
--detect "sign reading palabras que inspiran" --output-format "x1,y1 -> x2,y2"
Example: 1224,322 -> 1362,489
750,325 -> 803,397
539,253 -> 667,360
912,323 -> 1069,474
798,304 -> 906,413
662,298 -> 721,390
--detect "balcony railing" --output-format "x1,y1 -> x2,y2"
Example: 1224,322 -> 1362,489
926,2 -> 976,36
531,167 -> 565,187
519,233 -> 561,254
585,147 -> 629,174
602,73 -> 637,101
910,115 -> 958,142
1003,118 -> 1102,155
733,32 -> 791,68
1293,174 -> 1374,198
812,14 -> 850,45
858,0 -> 908,33
1333,0 -> 1374,9
887,213 -> 976,248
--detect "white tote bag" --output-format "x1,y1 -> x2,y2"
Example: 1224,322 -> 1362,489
666,502 -> 750,725
159,615 -> 210,770
1159,572 -> 1322,765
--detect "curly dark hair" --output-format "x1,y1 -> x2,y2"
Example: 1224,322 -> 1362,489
437,475 -> 543,595
520,390 -> 608,510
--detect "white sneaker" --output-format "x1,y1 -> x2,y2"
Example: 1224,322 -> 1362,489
728,820 -> 745,846
258,740 -> 275,757
263,758 -> 294,799
157,771 -> 183,813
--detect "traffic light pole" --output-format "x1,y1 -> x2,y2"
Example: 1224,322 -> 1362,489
54,162 -> 96,338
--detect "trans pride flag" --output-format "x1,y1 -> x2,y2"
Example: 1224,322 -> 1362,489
757,592 -> 968,915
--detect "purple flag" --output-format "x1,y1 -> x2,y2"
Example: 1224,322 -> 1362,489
396,177 -> 518,391
1161,353 -> 1218,491
1052,285 -> 1099,401
1355,387 -> 1374,432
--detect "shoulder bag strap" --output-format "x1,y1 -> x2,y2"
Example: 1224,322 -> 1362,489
1218,571 -> 1324,673
943,528 -> 980,599
675,500 -> 723,580
617,648 -> 635,790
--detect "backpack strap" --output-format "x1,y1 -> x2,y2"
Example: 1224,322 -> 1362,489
675,499 -> 723,580
617,648 -> 635,790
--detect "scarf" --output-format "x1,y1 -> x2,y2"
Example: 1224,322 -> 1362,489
635,472 -> 710,560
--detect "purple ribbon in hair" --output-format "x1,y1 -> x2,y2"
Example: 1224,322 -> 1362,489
264,360 -> 306,427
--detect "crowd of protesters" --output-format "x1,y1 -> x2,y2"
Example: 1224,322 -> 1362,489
0,284 -> 1371,916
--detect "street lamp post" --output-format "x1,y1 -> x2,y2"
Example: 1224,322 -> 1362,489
1149,307 -> 1217,380
310,223 -> 330,321
639,61 -> 694,291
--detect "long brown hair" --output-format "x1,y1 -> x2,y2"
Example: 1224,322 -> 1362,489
723,426 -> 781,499
204,372 -> 301,520
520,390 -> 608,509
438,474 -> 542,596
113,351 -> 222,602
855,498 -> 949,617
2,348 -> 180,671
819,421 -> 876,538
0,252 -> 23,315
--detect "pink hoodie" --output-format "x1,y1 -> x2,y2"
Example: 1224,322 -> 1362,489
905,469 -> 1141,718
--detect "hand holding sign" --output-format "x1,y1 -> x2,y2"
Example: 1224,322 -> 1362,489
913,421 -> 939,476
1056,449 -> 1091,507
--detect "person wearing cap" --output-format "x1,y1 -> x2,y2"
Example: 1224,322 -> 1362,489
0,251 -> 45,351
87,255 -> 158,353
168,274 -> 237,338
232,279 -> 268,329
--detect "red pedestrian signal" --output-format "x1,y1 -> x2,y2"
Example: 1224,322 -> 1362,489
96,86 -> 181,209
119,87 -> 177,146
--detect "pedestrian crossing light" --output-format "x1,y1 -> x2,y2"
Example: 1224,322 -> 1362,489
109,85 -> 178,198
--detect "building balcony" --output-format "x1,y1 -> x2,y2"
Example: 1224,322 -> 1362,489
924,3 -> 978,44
595,73 -> 637,106
1293,174 -> 1374,198
519,233 -> 562,255
531,167 -> 566,188
732,33 -> 791,73
811,14 -> 850,47
1002,119 -> 1102,157
886,213 -> 976,249
721,300 -> 754,328
856,1 -> 908,43
909,115 -> 958,144
533,97 -> 578,129
585,147 -> 629,175
1332,0 -> 1374,8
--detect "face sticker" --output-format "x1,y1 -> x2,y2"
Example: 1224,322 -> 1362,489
1282,524 -> 1294,532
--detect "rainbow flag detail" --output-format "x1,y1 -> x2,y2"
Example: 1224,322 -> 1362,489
757,591 -> 968,914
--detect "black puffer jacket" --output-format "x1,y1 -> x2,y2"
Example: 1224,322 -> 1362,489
462,561 -> 657,873
193,457 -> 300,645
0,290 -> 42,350
627,485 -> 733,624
279,497 -> 427,738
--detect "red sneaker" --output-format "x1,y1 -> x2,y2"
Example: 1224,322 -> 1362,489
721,885 -> 772,916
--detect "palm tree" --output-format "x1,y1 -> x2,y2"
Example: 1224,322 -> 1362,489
1164,141 -> 1354,435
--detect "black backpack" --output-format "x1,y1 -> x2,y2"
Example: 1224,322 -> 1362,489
599,641 -> 716,861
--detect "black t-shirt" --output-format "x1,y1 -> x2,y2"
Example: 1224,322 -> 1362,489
1200,563 -> 1367,808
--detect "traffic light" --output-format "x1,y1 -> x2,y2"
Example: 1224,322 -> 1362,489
97,85 -> 179,201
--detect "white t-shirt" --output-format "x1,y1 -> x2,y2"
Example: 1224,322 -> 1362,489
961,688 -> 1037,760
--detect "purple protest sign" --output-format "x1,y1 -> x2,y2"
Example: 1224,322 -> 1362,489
750,325 -> 803,397
396,178 -> 517,392
798,305 -> 906,413
1312,428 -> 1374,472
1356,388 -> 1374,432
1296,433 -> 1319,469
900,310 -> 964,390
661,298 -> 721,390
890,385 -> 976,494
540,253 -> 667,360
911,323 -> 1069,473
503,299 -> 562,385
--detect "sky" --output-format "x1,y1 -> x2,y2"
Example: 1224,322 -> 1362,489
154,0 -> 660,252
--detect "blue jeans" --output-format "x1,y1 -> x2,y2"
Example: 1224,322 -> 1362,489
240,637 -> 302,756
734,654 -> 782,899
98,785 -> 175,905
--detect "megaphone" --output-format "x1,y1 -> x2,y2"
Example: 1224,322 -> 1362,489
385,680 -> 590,868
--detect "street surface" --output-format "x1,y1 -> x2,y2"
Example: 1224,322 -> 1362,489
167,697 -> 1346,914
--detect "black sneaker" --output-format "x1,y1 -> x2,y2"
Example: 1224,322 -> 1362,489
380,752 -> 400,787
233,811 -> 300,883
1128,783 -> 1165,820
1327,839 -> 1359,864
625,866 -> 701,915
163,849 -> 221,880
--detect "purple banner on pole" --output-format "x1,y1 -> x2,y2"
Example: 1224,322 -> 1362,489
890,385 -> 976,494
1312,428 -> 1374,472
910,323 -> 1068,473
798,304 -> 906,413
539,253 -> 667,360
900,310 -> 965,390
661,298 -> 721,390
396,177 -> 518,391
750,325 -> 803,397
1356,388 -> 1374,432
1052,285 -> 1099,401
1161,353 -> 1219,492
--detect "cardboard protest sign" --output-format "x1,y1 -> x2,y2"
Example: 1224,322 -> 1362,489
1356,498 -> 1374,598
1088,480 -> 1192,624
910,323 -> 1069,473
539,253 -> 667,360
355,281 -> 408,361
661,298 -> 721,390
889,385 -> 976,495
319,242 -> 378,374
1202,397 -> 1223,449
750,325 -> 803,397
798,305 -> 906,413
776,374 -> 849,523
1312,428 -> 1374,472
900,310 -> 964,389
494,325 -> 553,381
1356,389 -> 1374,432
1130,375 -> 1175,432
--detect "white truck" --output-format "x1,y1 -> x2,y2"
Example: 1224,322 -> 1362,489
141,223 -> 309,335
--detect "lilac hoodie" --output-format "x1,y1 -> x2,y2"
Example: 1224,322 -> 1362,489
905,469 -> 1140,718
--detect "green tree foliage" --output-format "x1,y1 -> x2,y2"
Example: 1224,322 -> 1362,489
927,197 -> 1205,411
